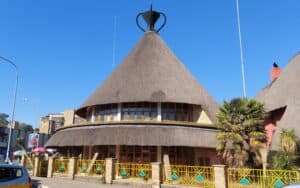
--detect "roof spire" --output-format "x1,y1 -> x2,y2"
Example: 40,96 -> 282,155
136,4 -> 167,33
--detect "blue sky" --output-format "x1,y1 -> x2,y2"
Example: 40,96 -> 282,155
0,0 -> 299,127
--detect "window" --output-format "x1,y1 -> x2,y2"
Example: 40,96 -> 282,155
162,103 -> 193,122
121,103 -> 157,121
93,104 -> 118,122
198,157 -> 210,166
120,146 -> 156,163
0,167 -> 23,182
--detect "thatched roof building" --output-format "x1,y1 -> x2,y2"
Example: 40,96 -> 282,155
256,52 -> 300,150
45,7 -> 220,165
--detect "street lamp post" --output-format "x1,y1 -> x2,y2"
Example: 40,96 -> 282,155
0,55 -> 18,163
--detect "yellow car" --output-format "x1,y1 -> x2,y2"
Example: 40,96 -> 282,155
0,164 -> 31,188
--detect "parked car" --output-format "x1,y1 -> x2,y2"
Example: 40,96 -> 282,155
281,183 -> 300,188
0,164 -> 31,188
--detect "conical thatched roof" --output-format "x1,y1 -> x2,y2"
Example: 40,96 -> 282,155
256,52 -> 300,150
77,31 -> 219,122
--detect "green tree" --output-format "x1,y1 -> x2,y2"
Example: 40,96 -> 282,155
280,129 -> 297,153
272,129 -> 298,170
18,122 -> 34,133
0,113 -> 9,127
216,98 -> 266,167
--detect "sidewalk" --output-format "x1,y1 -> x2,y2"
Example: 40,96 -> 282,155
32,177 -> 134,188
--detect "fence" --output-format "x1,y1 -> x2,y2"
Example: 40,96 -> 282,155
115,162 -> 152,181
28,157 -> 300,188
76,159 -> 105,176
163,165 -> 215,188
228,168 -> 299,188
53,158 -> 69,174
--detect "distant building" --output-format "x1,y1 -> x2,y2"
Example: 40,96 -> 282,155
0,127 -> 9,160
38,110 -> 86,148
0,122 -> 34,160
39,110 -> 86,135
39,113 -> 64,135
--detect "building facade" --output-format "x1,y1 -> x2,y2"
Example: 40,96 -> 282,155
0,123 -> 34,161
46,7 -> 220,165
256,53 -> 300,151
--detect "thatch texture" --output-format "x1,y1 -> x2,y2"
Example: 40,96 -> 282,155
77,31 -> 219,122
256,52 -> 300,150
45,124 -> 217,148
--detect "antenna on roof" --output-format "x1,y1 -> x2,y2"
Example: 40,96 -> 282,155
112,16 -> 117,68
236,0 -> 247,97
136,4 -> 167,33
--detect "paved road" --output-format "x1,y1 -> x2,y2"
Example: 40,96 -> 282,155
32,177 -> 135,188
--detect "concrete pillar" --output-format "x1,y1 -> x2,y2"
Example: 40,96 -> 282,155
157,146 -> 162,162
91,107 -> 95,122
115,145 -> 120,160
213,165 -> 227,188
105,158 -> 116,184
157,103 -> 162,121
68,158 -> 77,180
88,146 -> 93,159
163,154 -> 171,181
20,155 -> 26,166
115,146 -> 120,178
64,109 -> 75,126
117,103 -> 122,121
151,162 -> 161,188
47,157 -> 54,178
33,157 -> 39,176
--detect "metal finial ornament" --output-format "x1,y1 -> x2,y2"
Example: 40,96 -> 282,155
136,4 -> 167,33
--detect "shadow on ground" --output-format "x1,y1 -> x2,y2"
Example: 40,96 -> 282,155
32,179 -> 42,188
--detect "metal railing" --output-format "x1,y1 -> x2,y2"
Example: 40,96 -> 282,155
76,159 -> 105,176
53,158 -> 69,174
227,168 -> 299,188
163,165 -> 214,188
115,163 -> 152,180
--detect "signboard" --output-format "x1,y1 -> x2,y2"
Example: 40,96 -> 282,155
28,133 -> 39,148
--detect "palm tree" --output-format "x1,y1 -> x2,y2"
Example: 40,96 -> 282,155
216,98 -> 266,167
280,129 -> 297,153
0,113 -> 9,127
272,129 -> 298,170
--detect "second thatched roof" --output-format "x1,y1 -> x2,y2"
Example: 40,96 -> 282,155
256,52 -> 300,150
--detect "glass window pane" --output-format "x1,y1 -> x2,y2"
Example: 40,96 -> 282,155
169,113 -> 175,120
137,111 -> 142,119
151,112 -> 157,119
130,111 -> 135,120
144,111 -> 150,120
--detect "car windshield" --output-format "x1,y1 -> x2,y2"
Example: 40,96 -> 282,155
0,167 -> 23,182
